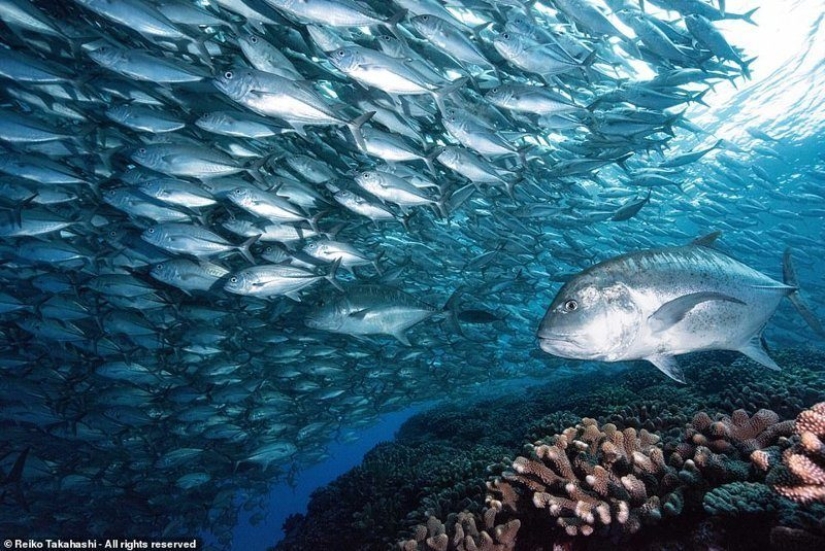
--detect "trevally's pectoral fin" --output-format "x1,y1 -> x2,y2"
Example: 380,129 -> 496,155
348,308 -> 375,320
738,335 -> 780,371
645,354 -> 686,383
648,292 -> 745,333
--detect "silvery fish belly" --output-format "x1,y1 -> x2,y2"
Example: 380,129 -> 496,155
536,241 -> 816,383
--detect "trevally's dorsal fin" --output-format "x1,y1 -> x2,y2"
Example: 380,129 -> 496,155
691,230 -> 722,248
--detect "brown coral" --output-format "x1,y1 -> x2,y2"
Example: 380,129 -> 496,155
772,402 -> 825,503
488,418 -> 672,539
399,505 -> 519,551
678,408 -> 793,468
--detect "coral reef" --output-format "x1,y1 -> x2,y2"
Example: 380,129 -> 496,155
771,402 -> 825,504
486,407 -> 793,544
703,482 -> 781,516
398,506 -> 519,551
276,441 -> 509,550
489,418 -> 673,538
273,348 -> 825,551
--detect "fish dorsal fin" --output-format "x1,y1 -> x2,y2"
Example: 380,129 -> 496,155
738,336 -> 781,371
691,230 -> 721,247
648,292 -> 745,333
646,354 -> 686,383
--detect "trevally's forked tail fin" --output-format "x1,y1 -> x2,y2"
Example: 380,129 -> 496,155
783,249 -> 825,338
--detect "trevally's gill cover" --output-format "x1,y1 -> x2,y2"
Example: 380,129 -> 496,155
0,0 -> 824,548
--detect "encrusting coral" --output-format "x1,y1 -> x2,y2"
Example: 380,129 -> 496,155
771,402 -> 825,504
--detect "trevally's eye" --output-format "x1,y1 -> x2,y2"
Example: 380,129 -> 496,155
249,36 -> 258,43
230,277 -> 238,283
563,299 -> 578,312
224,70 -> 233,79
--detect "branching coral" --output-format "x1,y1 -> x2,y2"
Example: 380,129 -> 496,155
398,505 -> 519,551
488,418 -> 674,538
668,409 -> 793,486
485,407 -> 795,544
771,402 -> 825,503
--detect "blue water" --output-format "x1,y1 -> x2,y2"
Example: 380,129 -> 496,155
232,407 -> 424,549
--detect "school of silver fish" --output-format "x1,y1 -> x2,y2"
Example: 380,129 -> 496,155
2,0 -> 823,547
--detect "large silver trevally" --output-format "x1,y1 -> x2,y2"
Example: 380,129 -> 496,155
536,234 -> 825,383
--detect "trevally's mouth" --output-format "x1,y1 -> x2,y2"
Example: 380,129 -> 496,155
536,332 -> 586,351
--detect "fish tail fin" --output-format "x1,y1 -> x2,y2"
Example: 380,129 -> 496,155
382,9 -> 408,40
238,234 -> 260,265
432,77 -> 468,114
505,175 -> 522,200
783,248 -> 825,338
326,258 -> 344,292
424,146 -> 442,176
740,56 -> 756,79
442,286 -> 465,337
692,89 -> 710,107
347,111 -> 375,152
738,7 -> 759,26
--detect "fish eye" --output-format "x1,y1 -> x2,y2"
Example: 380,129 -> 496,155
138,147 -> 146,154
336,50 -> 345,57
421,15 -> 429,21
249,36 -> 258,43
502,33 -> 510,39
146,228 -> 155,234
230,277 -> 237,283
224,70 -> 233,79
563,299 -> 578,312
